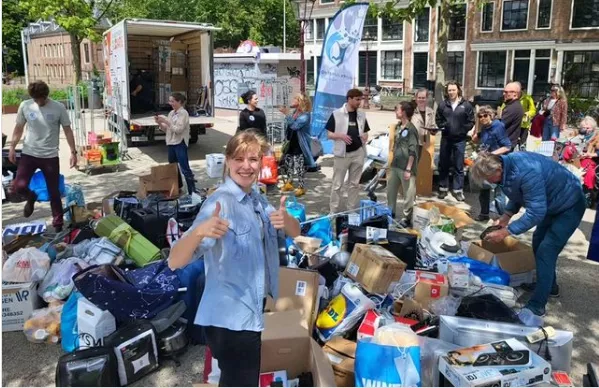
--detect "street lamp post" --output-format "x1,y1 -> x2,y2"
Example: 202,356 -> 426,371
292,0 -> 316,94
362,31 -> 374,109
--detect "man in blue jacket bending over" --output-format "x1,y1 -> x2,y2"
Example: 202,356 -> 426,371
470,152 -> 586,326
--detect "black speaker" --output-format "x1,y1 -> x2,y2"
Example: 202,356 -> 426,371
347,225 -> 418,269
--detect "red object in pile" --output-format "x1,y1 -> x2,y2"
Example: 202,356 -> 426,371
259,155 -> 278,185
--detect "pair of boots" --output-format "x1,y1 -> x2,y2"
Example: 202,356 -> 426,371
281,181 -> 305,197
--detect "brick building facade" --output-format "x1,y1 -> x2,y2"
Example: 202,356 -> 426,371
24,20 -> 107,86
301,0 -> 599,99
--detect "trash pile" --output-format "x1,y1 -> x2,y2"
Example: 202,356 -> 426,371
0,161 -> 587,387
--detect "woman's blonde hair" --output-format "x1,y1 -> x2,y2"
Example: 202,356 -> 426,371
223,130 -> 270,178
580,116 -> 598,131
470,152 -> 503,185
295,93 -> 312,113
478,105 -> 496,120
552,85 -> 567,101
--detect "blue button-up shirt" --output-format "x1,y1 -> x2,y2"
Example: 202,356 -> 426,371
181,177 -> 281,332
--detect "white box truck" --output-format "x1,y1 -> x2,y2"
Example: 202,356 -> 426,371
103,19 -> 220,146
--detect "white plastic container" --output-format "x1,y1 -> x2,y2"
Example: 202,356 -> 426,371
206,153 -> 225,179
77,297 -> 117,349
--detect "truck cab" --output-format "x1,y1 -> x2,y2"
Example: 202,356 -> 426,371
103,19 -> 220,146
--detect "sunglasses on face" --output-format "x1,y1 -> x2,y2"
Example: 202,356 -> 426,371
478,114 -> 489,118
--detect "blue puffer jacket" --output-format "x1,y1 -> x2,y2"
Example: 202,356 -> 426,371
480,120 -> 511,152
502,152 -> 584,235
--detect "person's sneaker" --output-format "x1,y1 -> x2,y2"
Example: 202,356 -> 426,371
550,284 -> 560,298
518,307 -> 544,327
294,187 -> 306,197
306,165 -> 321,173
453,191 -> 465,202
281,182 -> 295,192
475,214 -> 490,222
23,193 -> 38,218
399,218 -> 412,229
53,225 -> 64,233
438,191 -> 448,200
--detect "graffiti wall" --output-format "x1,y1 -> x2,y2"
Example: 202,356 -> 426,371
213,63 -> 278,109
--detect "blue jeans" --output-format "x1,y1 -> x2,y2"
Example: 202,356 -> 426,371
527,192 -> 586,315
542,116 -> 559,141
438,137 -> 466,192
168,141 -> 196,194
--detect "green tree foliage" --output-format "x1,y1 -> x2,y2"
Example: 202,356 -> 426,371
112,0 -> 299,49
2,0 -> 31,75
21,0 -> 114,83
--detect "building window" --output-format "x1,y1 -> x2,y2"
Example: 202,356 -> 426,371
359,51 -> 378,86
481,2 -> 495,32
382,17 -> 403,40
304,20 -> 313,41
477,51 -> 506,88
381,51 -> 403,80
571,0 -> 599,28
537,0 -> 552,28
502,0 -> 528,30
440,3 -> 466,41
316,19 -> 325,40
513,49 -> 531,89
363,16 -> 378,40
320,0 -> 334,3
446,52 -> 464,83
84,43 -> 91,64
306,57 -> 315,86
562,51 -> 599,98
414,8 -> 430,42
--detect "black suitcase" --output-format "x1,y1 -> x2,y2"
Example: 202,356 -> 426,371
55,346 -> 119,387
105,320 -> 159,386
129,207 -> 169,248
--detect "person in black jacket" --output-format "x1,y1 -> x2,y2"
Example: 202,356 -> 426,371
238,90 -> 267,138
434,81 -> 475,202
500,82 -> 525,150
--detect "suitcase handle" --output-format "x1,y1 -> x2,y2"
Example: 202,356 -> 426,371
155,198 -> 180,220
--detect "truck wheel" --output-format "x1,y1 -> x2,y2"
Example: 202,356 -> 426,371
189,125 -> 201,144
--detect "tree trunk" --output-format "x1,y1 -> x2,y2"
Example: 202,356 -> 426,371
69,32 -> 82,84
435,0 -> 450,104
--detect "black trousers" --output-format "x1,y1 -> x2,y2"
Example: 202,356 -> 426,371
438,137 -> 466,192
479,188 -> 491,216
204,326 -> 262,387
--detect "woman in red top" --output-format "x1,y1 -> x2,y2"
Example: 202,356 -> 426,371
540,85 -> 568,141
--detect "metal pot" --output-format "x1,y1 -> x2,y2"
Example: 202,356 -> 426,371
159,320 -> 189,355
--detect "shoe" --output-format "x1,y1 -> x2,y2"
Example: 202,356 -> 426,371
281,182 -> 295,192
518,307 -> 544,327
294,187 -> 306,197
520,283 -> 560,298
306,165 -> 321,173
437,191 -> 448,199
23,193 -> 38,218
53,225 -> 63,233
475,214 -> 490,222
550,284 -> 560,298
453,192 -> 465,202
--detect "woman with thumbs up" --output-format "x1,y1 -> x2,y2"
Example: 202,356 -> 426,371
169,131 -> 300,387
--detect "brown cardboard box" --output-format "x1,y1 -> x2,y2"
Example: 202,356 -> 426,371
265,267 -> 320,332
468,237 -> 536,286
344,244 -> 407,294
413,271 -> 449,309
293,236 -> 323,267
412,202 -> 474,240
262,310 -> 336,387
137,163 -> 180,199
323,337 -> 357,387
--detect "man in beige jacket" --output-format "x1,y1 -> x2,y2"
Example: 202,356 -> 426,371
326,89 -> 371,213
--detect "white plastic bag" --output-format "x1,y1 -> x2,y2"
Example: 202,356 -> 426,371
2,247 -> 50,282
39,258 -> 88,302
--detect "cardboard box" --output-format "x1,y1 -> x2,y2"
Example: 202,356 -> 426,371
265,267 -> 320,332
344,244 -> 407,294
412,202 -> 474,239
138,163 -> 180,199
262,310 -> 336,387
413,271 -> 449,309
468,237 -> 536,287
323,337 -> 357,387
438,338 -> 552,387
2,281 -> 43,332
